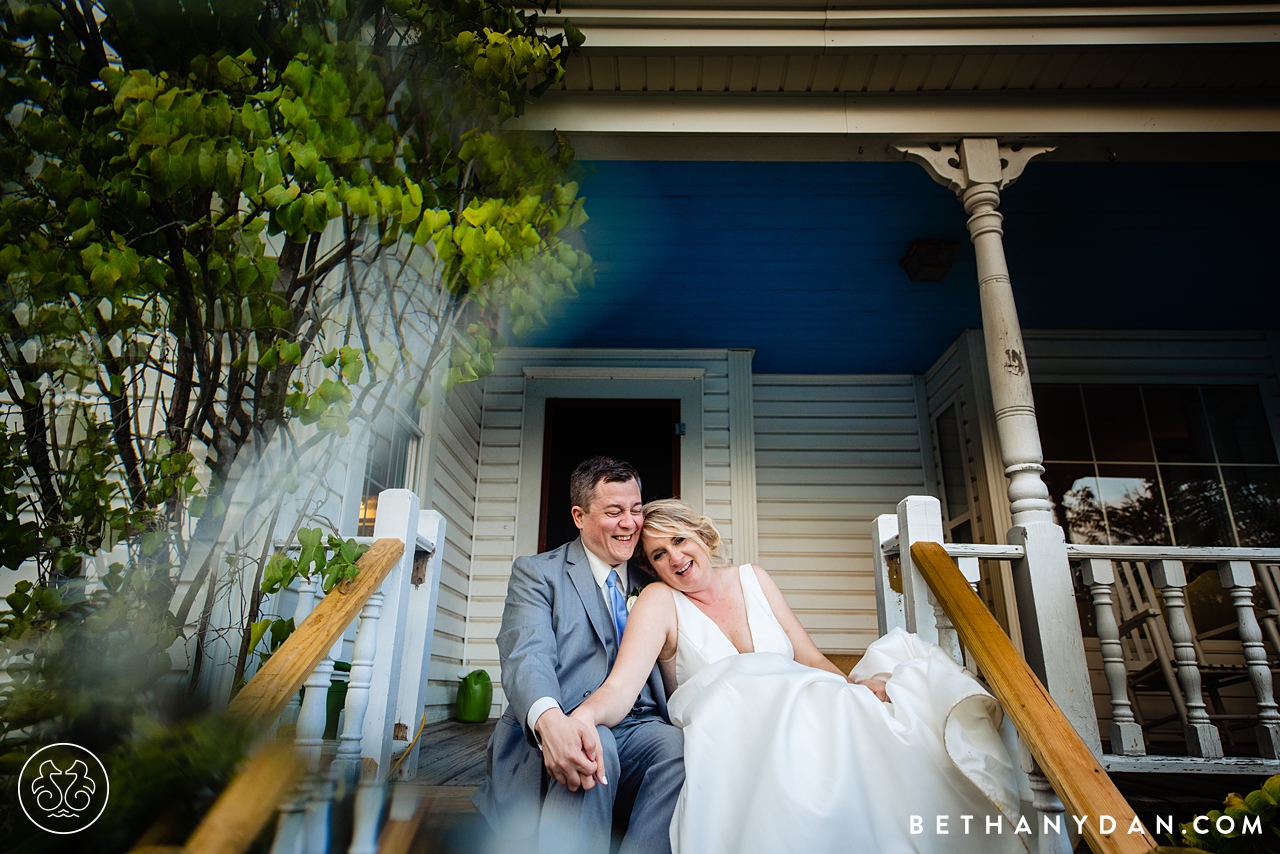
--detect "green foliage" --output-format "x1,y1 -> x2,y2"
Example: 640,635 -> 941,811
0,0 -> 588,845
1173,775 -> 1280,853
261,527 -> 370,595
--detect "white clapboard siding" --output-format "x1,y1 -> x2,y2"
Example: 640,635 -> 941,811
753,375 -> 930,656
423,378 -> 484,722
463,349 -> 732,714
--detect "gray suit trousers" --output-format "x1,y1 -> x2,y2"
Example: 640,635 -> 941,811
538,716 -> 684,854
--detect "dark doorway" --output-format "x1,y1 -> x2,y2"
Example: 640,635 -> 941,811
539,399 -> 681,553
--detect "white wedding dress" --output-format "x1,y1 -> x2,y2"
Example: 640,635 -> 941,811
663,565 -> 1028,854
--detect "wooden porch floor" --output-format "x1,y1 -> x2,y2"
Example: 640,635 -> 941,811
389,720 -> 494,854
415,719 -> 494,786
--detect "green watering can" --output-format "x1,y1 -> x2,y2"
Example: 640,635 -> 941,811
456,668 -> 492,723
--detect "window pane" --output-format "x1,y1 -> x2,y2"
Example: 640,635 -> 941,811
1144,386 -> 1216,464
1035,384 -> 1092,461
935,404 -> 970,519
1082,385 -> 1152,462
1161,465 -> 1234,546
1044,463 -> 1106,544
1222,467 -> 1280,546
1202,386 -> 1278,465
365,434 -> 391,491
1094,464 -> 1170,545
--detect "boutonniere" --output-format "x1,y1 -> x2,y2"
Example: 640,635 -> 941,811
626,587 -> 640,612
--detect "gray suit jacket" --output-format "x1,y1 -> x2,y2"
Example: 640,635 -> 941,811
473,537 -> 669,838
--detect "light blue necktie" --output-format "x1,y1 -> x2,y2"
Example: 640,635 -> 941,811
605,569 -> 629,642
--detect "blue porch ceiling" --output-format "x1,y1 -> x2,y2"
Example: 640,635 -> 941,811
523,161 -> 1280,375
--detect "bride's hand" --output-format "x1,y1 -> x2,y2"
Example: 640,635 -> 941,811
570,706 -> 609,787
850,676 -> 889,702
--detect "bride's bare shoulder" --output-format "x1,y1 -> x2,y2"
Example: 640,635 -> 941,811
637,580 -> 675,601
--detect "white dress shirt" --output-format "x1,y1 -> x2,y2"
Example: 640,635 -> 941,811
527,547 -> 630,737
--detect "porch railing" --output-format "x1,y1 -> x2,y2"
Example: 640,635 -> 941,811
909,540 -> 1155,854
135,489 -> 446,854
875,495 -> 1280,777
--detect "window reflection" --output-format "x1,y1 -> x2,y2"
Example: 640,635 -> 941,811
1160,466 -> 1234,546
1223,467 -> 1280,546
1044,464 -> 1103,544
1036,383 -> 1279,547
1096,465 -> 1170,545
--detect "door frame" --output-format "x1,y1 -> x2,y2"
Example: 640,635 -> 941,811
515,369 -> 705,561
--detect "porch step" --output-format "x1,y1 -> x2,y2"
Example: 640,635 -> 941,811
381,785 -> 488,854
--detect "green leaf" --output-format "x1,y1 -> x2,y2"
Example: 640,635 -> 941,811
247,618 -> 272,655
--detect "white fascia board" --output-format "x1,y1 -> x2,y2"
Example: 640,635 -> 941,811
572,23 -> 1280,49
824,23 -> 1280,48
513,91 -> 1280,135
547,5 -> 1280,49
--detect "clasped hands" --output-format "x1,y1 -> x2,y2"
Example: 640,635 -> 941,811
534,707 -> 608,792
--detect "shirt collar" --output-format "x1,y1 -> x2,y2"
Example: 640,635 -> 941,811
583,545 -> 628,592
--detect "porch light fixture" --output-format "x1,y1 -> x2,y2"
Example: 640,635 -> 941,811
900,240 -> 959,282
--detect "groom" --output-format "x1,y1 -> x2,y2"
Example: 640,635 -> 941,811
473,456 -> 684,854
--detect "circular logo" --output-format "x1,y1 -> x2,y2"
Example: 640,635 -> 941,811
18,742 -> 110,834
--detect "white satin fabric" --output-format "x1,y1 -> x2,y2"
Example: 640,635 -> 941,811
665,566 -> 1027,854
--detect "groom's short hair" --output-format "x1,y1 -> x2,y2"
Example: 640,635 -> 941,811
570,456 -> 641,511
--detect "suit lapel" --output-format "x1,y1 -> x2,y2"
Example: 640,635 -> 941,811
566,538 -> 615,654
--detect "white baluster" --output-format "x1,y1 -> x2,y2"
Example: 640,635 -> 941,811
1028,765 -> 1072,854
1150,560 -> 1223,758
348,761 -> 385,854
928,586 -> 964,666
334,588 -> 384,788
303,772 -> 335,854
1080,559 -> 1144,756
1218,561 -> 1280,758
279,577 -> 318,730
270,584 -> 329,854
269,793 -> 306,854
1254,564 -> 1280,665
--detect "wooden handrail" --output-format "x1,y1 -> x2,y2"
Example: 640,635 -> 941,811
910,541 -> 1157,854
183,744 -> 301,854
227,537 -> 404,726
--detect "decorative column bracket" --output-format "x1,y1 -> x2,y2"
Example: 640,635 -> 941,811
895,141 -> 1056,196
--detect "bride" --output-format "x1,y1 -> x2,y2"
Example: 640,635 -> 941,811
571,499 -> 1028,854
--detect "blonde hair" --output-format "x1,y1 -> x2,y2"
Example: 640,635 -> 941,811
638,499 -> 728,568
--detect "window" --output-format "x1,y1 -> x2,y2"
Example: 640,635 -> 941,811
356,404 -> 421,536
1036,384 -> 1280,547
934,402 -> 975,544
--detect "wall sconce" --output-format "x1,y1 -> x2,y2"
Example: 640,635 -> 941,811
900,240 -> 959,282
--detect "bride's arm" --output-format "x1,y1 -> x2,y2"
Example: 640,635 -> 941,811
571,582 -> 678,730
750,565 -> 889,700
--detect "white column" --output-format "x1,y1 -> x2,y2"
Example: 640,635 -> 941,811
896,139 -> 1100,756
727,349 -> 759,565
360,489 -> 420,780
391,510 -> 447,778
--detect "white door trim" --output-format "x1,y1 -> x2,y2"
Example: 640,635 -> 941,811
514,376 -> 706,561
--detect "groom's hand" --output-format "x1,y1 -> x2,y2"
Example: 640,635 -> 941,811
534,708 -> 601,791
